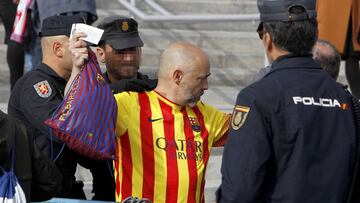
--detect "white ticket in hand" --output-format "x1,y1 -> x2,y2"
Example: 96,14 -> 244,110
70,23 -> 104,45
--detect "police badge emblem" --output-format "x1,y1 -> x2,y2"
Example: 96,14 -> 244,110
121,21 -> 129,32
231,105 -> 250,130
33,80 -> 52,98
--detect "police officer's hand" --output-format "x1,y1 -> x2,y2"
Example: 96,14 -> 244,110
65,32 -> 88,96
69,32 -> 88,71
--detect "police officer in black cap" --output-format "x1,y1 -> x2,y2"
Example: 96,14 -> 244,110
217,0 -> 358,202
95,16 -> 156,93
8,14 -> 109,200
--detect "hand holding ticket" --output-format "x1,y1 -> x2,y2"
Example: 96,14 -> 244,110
70,23 -> 104,45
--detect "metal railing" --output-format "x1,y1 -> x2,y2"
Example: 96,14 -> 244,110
118,0 -> 260,23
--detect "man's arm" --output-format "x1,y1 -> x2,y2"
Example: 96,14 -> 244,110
13,76 -> 66,148
65,32 -> 88,96
213,114 -> 231,147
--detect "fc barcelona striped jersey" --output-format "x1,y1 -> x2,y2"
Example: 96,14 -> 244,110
114,90 -> 230,203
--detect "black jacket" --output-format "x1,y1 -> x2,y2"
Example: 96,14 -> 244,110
0,110 -> 62,202
8,63 -> 67,158
218,55 -> 357,203
8,63 -> 79,198
103,71 -> 157,93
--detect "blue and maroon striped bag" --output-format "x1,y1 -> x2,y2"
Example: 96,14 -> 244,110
45,49 -> 117,160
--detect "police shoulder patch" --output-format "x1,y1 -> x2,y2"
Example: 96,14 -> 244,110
231,105 -> 250,130
33,80 -> 52,98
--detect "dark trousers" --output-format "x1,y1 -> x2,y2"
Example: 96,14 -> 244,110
77,154 -> 115,201
53,146 -> 115,201
54,146 -> 87,199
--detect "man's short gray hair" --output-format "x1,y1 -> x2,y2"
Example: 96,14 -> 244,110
313,39 -> 341,80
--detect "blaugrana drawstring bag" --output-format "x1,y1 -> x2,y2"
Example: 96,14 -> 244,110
0,145 -> 26,203
45,49 -> 117,160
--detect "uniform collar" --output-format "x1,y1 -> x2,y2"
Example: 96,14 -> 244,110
103,72 -> 112,84
265,54 -> 322,77
102,71 -> 146,84
38,63 -> 67,84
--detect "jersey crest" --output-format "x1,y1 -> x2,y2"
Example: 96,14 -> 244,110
33,80 -> 52,98
231,105 -> 250,130
189,117 -> 201,132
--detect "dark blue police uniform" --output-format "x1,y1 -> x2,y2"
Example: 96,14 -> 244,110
8,63 -> 67,158
8,14 -> 116,200
8,62 -> 81,198
218,55 -> 357,203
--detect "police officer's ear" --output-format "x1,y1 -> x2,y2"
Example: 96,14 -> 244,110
53,41 -> 65,57
173,69 -> 183,85
96,47 -> 106,63
263,32 -> 273,52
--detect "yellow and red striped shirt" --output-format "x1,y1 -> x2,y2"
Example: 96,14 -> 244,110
114,91 -> 230,203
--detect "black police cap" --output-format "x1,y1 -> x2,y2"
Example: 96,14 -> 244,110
97,15 -> 144,50
257,0 -> 317,23
39,14 -> 85,37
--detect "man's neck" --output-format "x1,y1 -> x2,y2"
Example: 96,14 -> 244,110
268,46 -> 290,63
155,82 -> 185,106
42,59 -> 68,80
